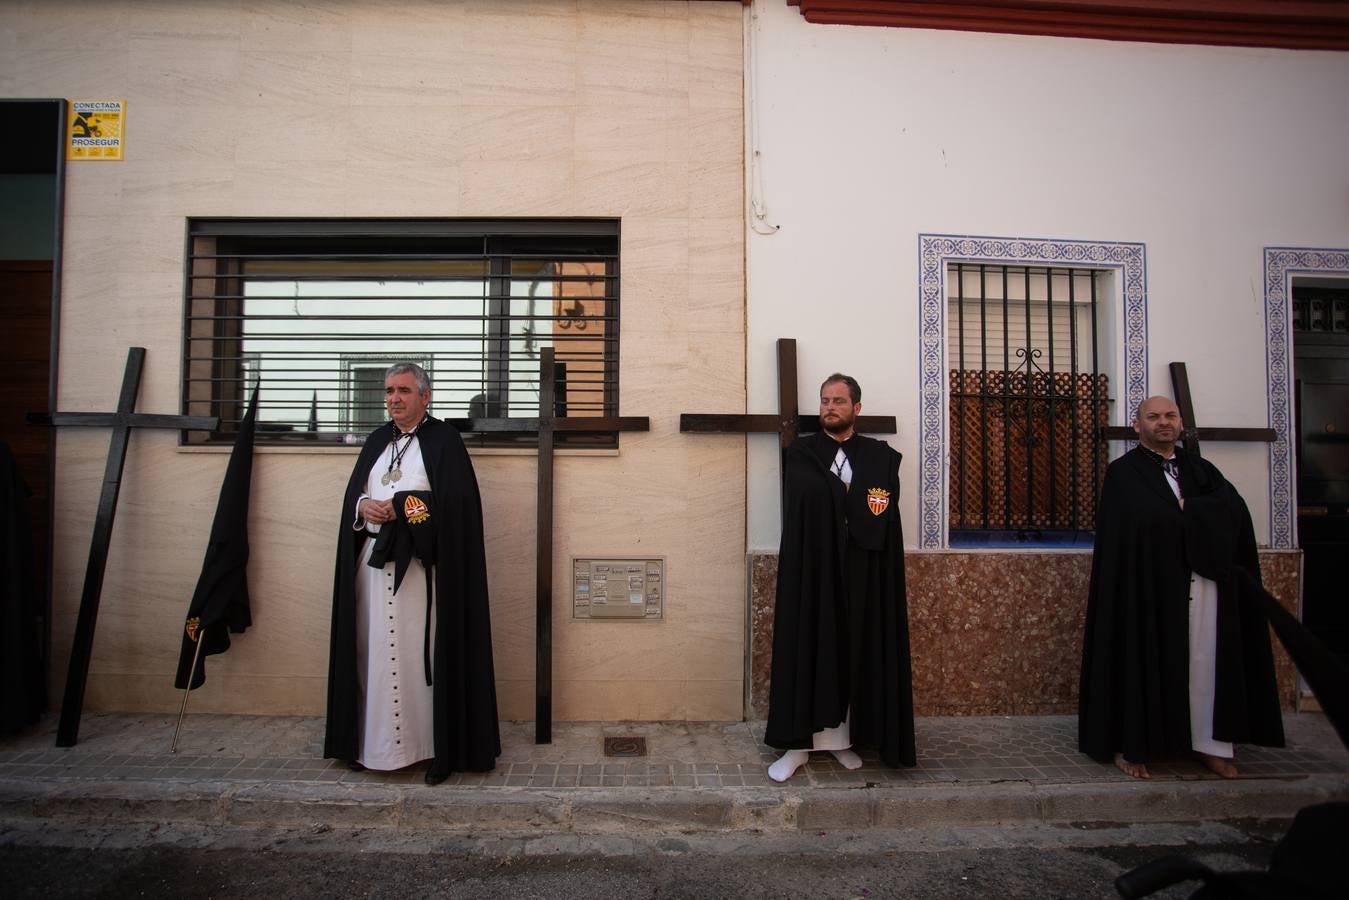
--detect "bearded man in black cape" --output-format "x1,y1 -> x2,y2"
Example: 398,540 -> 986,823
324,363 -> 499,784
765,373 -> 916,782
1079,395 -> 1284,779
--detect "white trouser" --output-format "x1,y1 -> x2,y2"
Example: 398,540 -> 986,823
811,710 -> 851,751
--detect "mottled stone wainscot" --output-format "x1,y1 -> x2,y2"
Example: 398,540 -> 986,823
748,550 -> 1301,719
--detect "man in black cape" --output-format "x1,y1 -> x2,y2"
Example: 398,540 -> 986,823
765,373 -> 916,781
324,363 -> 499,784
1079,395 -> 1284,779
0,440 -> 44,734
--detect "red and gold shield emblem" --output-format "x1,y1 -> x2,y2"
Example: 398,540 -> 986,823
403,494 -> 430,525
867,488 -> 890,516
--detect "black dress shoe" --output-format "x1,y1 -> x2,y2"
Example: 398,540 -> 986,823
346,760 -> 366,772
424,769 -> 449,786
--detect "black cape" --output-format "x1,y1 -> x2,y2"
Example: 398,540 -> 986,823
1078,445 -> 1284,764
174,384 -> 257,690
323,416 -> 500,774
765,431 -> 916,767
0,441 -> 44,734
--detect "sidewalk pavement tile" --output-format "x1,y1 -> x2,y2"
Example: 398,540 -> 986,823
0,712 -> 1343,833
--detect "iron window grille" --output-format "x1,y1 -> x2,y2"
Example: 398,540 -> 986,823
948,263 -> 1112,546
1292,286 -> 1349,334
181,219 -> 620,448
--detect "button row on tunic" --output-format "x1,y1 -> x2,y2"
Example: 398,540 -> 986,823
384,559 -> 404,743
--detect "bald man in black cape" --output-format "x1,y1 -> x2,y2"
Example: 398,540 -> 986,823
765,373 -> 916,781
1079,396 -> 1284,779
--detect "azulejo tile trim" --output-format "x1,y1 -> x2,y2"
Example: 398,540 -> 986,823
1263,247 -> 1349,550
917,234 -> 1147,549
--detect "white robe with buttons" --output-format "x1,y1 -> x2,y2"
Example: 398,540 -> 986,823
352,437 -> 436,771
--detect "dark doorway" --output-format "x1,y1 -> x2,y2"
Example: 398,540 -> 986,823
0,98 -> 65,712
1292,281 -> 1349,671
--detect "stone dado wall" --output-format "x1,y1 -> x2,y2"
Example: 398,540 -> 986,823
748,550 -> 1302,719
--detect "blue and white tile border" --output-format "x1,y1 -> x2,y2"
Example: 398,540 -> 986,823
917,234 -> 1147,549
1263,247 -> 1349,550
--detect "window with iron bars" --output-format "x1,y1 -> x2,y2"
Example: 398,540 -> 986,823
1292,285 -> 1349,335
948,263 -> 1112,546
182,219 -> 620,448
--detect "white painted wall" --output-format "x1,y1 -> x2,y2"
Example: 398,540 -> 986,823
744,1 -> 1349,550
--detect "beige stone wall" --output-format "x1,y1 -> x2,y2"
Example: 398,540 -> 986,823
2,1 -> 746,720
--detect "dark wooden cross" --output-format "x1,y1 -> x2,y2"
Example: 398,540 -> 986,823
447,347 -> 649,744
45,347 -> 217,746
680,338 -> 898,502
1101,361 -> 1277,454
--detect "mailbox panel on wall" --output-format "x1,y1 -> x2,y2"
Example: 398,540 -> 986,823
572,558 -> 664,620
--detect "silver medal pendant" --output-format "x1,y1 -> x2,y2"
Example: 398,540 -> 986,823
388,466 -> 402,484
380,471 -> 392,486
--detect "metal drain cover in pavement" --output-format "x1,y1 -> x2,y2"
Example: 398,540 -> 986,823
603,736 -> 647,757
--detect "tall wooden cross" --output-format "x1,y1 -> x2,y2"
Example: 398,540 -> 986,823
44,348 -> 218,746
447,347 -> 649,744
679,338 -> 898,504
1102,361 -> 1277,454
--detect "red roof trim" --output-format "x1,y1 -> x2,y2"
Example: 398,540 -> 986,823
786,1 -> 1349,50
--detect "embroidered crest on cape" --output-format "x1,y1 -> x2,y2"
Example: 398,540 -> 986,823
185,616 -> 201,643
403,495 -> 430,525
866,488 -> 890,516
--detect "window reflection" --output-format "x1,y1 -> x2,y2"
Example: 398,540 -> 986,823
183,224 -> 619,447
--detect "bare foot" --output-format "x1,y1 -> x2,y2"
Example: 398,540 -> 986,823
1197,753 -> 1238,778
1114,753 -> 1150,779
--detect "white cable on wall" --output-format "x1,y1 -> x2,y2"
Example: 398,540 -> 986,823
745,1 -> 780,236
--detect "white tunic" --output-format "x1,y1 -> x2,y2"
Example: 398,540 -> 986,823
1162,463 -> 1234,759
352,436 -> 436,771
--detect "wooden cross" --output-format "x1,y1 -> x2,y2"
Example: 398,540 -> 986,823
446,347 -> 649,744
681,338 -> 897,448
44,348 -> 217,746
1101,361 -> 1276,454
680,339 -> 898,505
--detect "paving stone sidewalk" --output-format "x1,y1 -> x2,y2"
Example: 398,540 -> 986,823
1,713 -> 1344,835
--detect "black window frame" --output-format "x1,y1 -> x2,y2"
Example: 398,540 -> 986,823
180,218 -> 621,449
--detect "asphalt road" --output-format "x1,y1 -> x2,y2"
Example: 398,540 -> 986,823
0,819 -> 1289,899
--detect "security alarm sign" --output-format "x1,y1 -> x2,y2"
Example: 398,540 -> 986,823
67,100 -> 125,160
